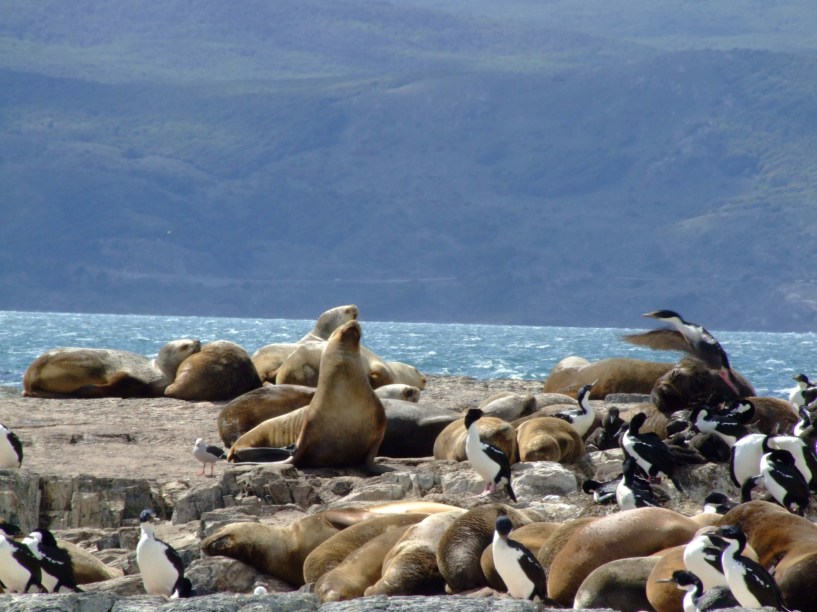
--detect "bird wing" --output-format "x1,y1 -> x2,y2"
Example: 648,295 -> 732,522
622,329 -> 691,353
481,442 -> 511,469
8,431 -> 23,464
551,411 -> 576,423
157,536 -> 187,580
205,445 -> 226,459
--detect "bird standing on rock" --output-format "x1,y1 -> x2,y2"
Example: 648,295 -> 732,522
464,408 -> 516,502
193,438 -> 226,477
0,533 -> 44,593
0,423 -> 23,468
552,382 -> 597,438
492,516 -> 556,604
620,412 -> 684,492
657,569 -> 739,612
21,528 -> 82,592
136,509 -> 192,598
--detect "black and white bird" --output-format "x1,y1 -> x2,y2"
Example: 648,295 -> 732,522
0,423 -> 23,468
0,533 -> 44,593
657,569 -> 740,612
552,382 -> 597,438
623,310 -> 742,397
464,408 -> 516,502
0,522 -> 22,538
616,456 -> 661,510
683,530 -> 729,591
729,433 -> 768,489
689,403 -> 751,448
711,525 -> 788,610
745,449 -> 811,515
794,405 -> 812,438
620,412 -> 684,492
766,434 -> 817,492
701,492 -> 737,515
596,406 -> 627,450
136,509 -> 192,598
492,516 -> 553,603
789,373 -> 815,407
193,438 -> 226,477
21,528 -> 82,592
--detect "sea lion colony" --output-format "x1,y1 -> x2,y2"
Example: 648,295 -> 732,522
3,306 -> 817,610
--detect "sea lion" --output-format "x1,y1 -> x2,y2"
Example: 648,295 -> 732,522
379,399 -> 460,458
433,416 -> 517,463
436,504 -> 543,593
230,320 -> 388,472
651,360 -> 755,415
21,339 -> 200,399
375,384 -> 421,403
645,545 -> 687,612
274,342 -> 326,387
573,556 -> 660,612
303,514 -> 426,584
59,539 -> 123,583
513,416 -> 585,463
164,340 -> 261,401
478,392 -> 537,421
546,508 -> 700,605
365,509 -> 466,597
314,523 -> 414,602
386,361 -> 427,390
480,522 -> 561,592
216,384 -> 316,447
746,396 -> 799,435
251,304 -> 360,382
536,517 -> 598,572
543,356 -> 674,399
720,499 -> 817,611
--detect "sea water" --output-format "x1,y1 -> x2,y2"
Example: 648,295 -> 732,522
1,310 -> 814,398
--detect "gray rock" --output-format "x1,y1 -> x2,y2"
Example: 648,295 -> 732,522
83,574 -> 146,596
198,507 -> 260,539
171,482 -> 225,524
604,394 -> 652,404
320,595 -> 569,611
0,468 -> 41,532
511,462 -> 578,497
186,556 -> 296,595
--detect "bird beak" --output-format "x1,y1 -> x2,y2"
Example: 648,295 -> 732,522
656,578 -> 674,584
719,368 -> 741,396
642,311 -> 658,318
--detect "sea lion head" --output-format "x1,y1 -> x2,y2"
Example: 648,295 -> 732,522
155,338 -> 201,377
314,305 -> 359,339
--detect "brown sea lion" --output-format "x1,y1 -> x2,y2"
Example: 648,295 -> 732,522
274,342 -> 326,387
546,508 -> 700,605
229,320 -> 387,472
379,399 -> 460,458
536,517 -> 599,572
375,384 -> 421,403
21,339 -> 201,399
478,392 -> 537,421
60,539 -> 124,583
386,361 -> 427,390
650,359 -> 755,415
645,545 -> 687,612
543,356 -> 674,399
303,514 -> 426,584
513,416 -> 585,463
432,416 -> 517,463
746,396 -> 799,435
480,522 -> 561,591
719,500 -> 817,611
164,340 -> 261,401
251,304 -> 360,382
436,504 -> 543,593
216,384 -> 315,447
574,556 -> 660,612
314,524 -> 414,602
365,509 -> 466,597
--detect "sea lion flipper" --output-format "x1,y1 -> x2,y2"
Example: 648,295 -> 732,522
230,447 -> 294,463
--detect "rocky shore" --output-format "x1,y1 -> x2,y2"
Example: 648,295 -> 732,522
0,376 -> 753,610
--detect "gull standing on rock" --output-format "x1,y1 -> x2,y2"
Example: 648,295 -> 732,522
193,438 -> 226,477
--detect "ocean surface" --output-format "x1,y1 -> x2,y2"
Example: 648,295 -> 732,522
1,310 -> 814,398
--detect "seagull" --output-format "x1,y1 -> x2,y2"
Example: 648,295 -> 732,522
193,438 -> 226,477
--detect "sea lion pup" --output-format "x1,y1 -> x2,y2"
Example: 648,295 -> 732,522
252,304 -> 360,381
386,361 -> 427,390
546,507 -> 700,605
478,392 -> 537,422
303,514 -> 427,584
164,340 -> 261,402
375,384 -> 421,403
216,384 -> 316,447
21,339 -> 201,398
480,522 -> 561,592
543,356 -> 674,399
365,509 -> 466,596
229,320 -> 388,472
314,523 -> 415,602
573,556 -> 660,612
719,499 -> 817,610
436,504 -> 543,593
513,416 -> 585,463
432,415 -> 517,463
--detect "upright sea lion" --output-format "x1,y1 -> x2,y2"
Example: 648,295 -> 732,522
251,304 -> 360,381
543,356 -> 674,399
230,320 -> 388,472
22,339 -> 201,399
164,340 -> 261,401
546,508 -> 700,605
216,384 -> 315,447
365,509 -> 466,597
432,416 -> 517,463
513,416 -> 585,463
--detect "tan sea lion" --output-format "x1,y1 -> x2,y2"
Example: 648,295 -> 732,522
645,545 -> 687,612
303,514 -> 426,584
365,509 -> 466,597
436,504 -> 542,593
746,396 -> 799,435
574,556 -> 660,612
21,339 -> 201,399
314,523 -> 414,602
546,508 -> 700,605
432,416 -> 517,463
720,500 -> 817,611
230,320 -> 387,472
478,392 -> 536,421
513,416 -> 585,463
164,340 -> 261,401
543,356 -> 674,399
480,522 -> 561,591
386,361 -> 427,390
650,360 -> 755,415
274,342 -> 326,387
60,539 -> 123,583
251,305 -> 360,382
537,517 -> 599,572
375,384 -> 421,403
216,384 -> 316,447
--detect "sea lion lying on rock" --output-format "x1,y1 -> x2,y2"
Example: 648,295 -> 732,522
165,340 -> 261,401
543,356 -> 674,399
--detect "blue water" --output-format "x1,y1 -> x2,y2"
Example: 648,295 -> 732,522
1,310 -> 814,398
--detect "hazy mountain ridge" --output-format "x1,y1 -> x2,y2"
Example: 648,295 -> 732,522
2,1 -> 817,330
